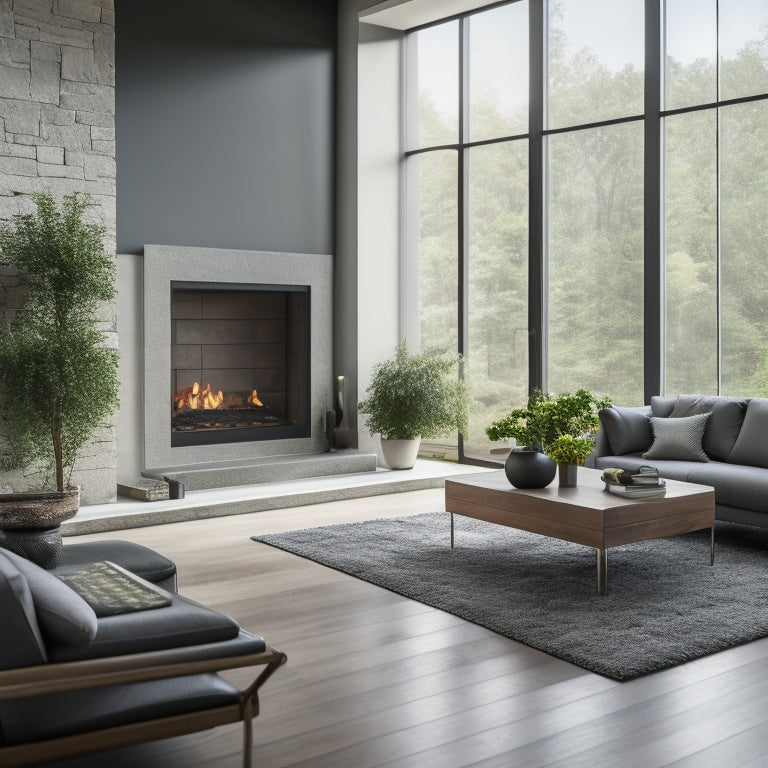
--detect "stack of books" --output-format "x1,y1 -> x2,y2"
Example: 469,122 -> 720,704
601,466 -> 667,498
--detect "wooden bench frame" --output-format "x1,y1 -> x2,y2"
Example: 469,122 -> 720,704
0,644 -> 286,768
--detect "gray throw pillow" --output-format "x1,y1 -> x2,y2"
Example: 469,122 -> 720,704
643,413 -> 710,462
1,548 -> 97,646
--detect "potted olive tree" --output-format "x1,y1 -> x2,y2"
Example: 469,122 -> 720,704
0,192 -> 119,564
486,388 -> 611,487
358,341 -> 469,469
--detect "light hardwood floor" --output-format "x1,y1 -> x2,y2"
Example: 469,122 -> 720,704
42,488 -> 768,768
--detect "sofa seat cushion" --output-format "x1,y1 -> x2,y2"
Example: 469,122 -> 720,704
57,540 -> 177,591
48,591 -> 243,662
594,456 -> 768,514
1,673 -> 240,745
593,455 -> 709,484
685,463 -> 768,515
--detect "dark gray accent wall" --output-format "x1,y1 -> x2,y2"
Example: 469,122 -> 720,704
115,0 -> 336,255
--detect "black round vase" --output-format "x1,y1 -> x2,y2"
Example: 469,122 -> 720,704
504,447 -> 557,489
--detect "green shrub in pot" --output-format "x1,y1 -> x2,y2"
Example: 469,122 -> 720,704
486,388 -> 611,456
358,341 -> 469,468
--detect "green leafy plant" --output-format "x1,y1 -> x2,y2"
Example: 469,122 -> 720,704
0,191 -> 119,492
485,388 -> 611,460
545,434 -> 596,465
358,341 -> 469,440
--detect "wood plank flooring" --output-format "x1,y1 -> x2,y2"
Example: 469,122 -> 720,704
40,488 -> 768,767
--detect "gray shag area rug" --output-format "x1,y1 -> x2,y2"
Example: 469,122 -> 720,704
252,512 -> 768,681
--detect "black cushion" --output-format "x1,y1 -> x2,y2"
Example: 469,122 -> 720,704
598,406 -> 652,455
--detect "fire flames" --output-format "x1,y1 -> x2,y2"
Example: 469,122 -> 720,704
174,382 -> 264,410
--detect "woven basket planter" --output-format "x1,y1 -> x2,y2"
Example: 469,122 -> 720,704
0,489 -> 80,568
0,488 -> 80,530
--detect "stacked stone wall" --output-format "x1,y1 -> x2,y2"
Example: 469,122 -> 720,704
0,0 -> 116,504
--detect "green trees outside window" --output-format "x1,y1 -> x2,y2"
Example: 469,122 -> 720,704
406,0 -> 768,462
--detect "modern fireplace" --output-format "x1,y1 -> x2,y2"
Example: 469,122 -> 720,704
170,282 -> 311,447
143,246 -> 333,474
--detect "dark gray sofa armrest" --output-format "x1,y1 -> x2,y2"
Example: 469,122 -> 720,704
586,425 -> 612,467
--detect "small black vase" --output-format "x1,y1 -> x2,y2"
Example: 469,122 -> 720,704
504,447 -> 557,489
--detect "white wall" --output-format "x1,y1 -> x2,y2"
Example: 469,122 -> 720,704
115,252 -> 143,482
356,22 -> 404,459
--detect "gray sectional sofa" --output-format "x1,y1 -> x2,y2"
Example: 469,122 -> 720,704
589,394 -> 768,528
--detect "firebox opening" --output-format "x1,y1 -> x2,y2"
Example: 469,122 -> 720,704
170,281 -> 310,448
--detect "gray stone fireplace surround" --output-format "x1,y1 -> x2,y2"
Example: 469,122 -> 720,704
142,245 -> 374,489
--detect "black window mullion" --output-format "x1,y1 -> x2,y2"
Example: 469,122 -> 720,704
644,0 -> 662,403
457,18 -> 470,458
529,0 -> 545,394
716,0 -> 722,393
458,17 -> 469,362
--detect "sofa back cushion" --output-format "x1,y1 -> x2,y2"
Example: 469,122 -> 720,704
0,552 -> 47,670
728,398 -> 768,468
650,396 -> 677,418
598,406 -> 652,455
668,395 -> 748,461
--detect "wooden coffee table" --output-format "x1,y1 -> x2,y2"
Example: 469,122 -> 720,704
445,467 -> 715,595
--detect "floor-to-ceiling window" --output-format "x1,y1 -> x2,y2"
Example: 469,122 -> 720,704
404,0 -> 768,463
546,0 -> 644,404
664,0 -> 768,396
406,2 -> 530,459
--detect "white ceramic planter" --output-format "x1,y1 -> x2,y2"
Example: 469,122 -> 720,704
380,437 -> 421,469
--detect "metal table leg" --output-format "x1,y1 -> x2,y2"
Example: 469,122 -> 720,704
710,525 -> 715,566
597,548 -> 608,595
450,512 -> 454,549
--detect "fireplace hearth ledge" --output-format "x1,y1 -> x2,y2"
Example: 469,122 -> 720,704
142,449 -> 377,492
62,460 -> 494,536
